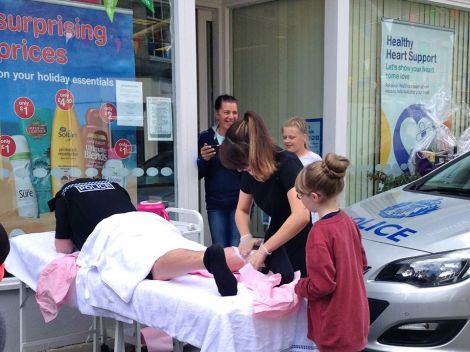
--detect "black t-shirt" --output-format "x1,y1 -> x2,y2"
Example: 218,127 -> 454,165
49,178 -> 136,250
240,150 -> 311,274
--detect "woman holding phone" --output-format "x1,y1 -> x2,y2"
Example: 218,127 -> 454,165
197,94 -> 242,247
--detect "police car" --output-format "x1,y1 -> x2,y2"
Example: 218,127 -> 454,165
345,151 -> 470,351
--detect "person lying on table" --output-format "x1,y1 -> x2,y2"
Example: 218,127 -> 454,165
48,178 -> 136,254
49,178 -> 242,296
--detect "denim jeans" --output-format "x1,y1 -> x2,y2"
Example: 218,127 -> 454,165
207,208 -> 240,247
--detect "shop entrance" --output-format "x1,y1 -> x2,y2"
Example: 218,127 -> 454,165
196,7 -> 217,244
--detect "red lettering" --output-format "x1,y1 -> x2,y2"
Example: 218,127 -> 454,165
29,45 -> 41,62
47,19 -> 57,36
42,46 -> 54,63
0,42 -> 11,63
56,48 -> 68,65
7,14 -> 21,32
22,16 -> 33,33
32,17 -> 47,38
0,13 -> 6,31
10,43 -> 21,60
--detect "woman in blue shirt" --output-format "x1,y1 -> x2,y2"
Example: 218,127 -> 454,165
197,95 -> 242,247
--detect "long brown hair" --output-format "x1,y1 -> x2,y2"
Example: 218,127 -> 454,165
219,111 -> 278,181
295,153 -> 350,199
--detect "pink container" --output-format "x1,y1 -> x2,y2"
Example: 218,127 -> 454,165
137,201 -> 170,221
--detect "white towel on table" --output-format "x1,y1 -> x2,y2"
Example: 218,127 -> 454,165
77,211 -> 205,303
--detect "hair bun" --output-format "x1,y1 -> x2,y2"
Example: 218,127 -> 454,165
321,161 -> 345,179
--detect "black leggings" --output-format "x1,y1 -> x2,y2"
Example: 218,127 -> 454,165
262,246 -> 294,285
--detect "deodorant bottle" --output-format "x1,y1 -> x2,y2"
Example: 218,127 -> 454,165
9,135 -> 39,218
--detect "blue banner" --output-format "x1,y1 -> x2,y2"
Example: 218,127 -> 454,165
380,20 -> 454,174
0,0 -> 136,216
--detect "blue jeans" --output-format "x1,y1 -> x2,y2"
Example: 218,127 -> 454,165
207,208 -> 240,247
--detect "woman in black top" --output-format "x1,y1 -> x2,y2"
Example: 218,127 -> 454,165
219,111 -> 311,284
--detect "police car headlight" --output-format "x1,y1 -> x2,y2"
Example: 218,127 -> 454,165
376,249 -> 470,287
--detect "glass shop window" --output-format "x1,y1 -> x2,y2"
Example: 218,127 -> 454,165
0,0 -> 175,236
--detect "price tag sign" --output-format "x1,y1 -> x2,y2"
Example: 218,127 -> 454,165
100,103 -> 117,124
14,97 -> 35,119
1,135 -> 16,157
55,89 -> 74,110
114,138 -> 132,159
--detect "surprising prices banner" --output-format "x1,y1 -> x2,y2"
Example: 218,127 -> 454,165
380,20 -> 453,173
0,0 -> 136,218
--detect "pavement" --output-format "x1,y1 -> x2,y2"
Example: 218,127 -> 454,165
47,341 -> 200,352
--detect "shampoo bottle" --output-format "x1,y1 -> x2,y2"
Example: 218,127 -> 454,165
20,108 -> 52,214
82,108 -> 109,178
50,100 -> 84,194
9,135 -> 39,218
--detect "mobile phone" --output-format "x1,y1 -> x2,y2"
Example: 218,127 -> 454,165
213,145 -> 220,153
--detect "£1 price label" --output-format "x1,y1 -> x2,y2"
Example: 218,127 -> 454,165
14,97 -> 35,119
114,139 -> 132,159
55,89 -> 74,110
1,135 -> 16,157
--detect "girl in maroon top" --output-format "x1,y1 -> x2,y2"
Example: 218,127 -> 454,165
294,153 -> 369,352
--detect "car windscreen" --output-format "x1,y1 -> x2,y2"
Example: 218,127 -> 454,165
412,153 -> 470,197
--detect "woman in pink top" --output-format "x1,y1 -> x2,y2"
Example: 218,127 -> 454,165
294,153 -> 369,352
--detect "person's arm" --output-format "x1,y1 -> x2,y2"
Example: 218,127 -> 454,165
263,153 -> 310,253
235,190 -> 261,256
235,190 -> 252,235
295,242 -> 337,300
53,196 -> 75,253
197,149 -> 208,178
197,132 -> 217,179
54,238 -> 74,254
262,187 -> 310,252
248,187 -> 310,268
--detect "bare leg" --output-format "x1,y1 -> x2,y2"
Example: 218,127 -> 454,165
152,249 -> 205,280
152,246 -> 241,296
224,247 -> 246,272
152,247 -> 245,281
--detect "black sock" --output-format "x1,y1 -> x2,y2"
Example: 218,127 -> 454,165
203,244 -> 237,296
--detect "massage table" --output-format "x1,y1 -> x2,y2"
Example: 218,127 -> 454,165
5,208 -> 318,352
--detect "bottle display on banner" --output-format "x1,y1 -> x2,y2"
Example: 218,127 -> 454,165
9,135 -> 39,218
19,108 -> 53,214
82,108 -> 110,178
50,91 -> 85,194
0,0 -> 138,234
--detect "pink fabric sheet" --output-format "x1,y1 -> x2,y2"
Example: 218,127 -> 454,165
35,253 -> 78,323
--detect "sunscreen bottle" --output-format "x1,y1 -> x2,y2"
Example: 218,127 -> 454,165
9,135 -> 39,218
50,99 -> 84,194
20,108 -> 52,214
82,108 -> 109,177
